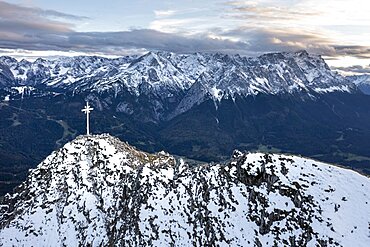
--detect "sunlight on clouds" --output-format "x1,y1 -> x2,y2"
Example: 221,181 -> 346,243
271,37 -> 282,44
154,10 -> 177,18
218,0 -> 370,67
326,55 -> 370,68
207,33 -> 241,43
149,18 -> 201,33
149,6 -> 230,35
0,0 -> 370,71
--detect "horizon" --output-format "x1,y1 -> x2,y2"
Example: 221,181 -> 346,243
0,0 -> 370,75
1,49 -> 365,77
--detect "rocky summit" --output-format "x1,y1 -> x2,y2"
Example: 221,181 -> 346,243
0,134 -> 369,246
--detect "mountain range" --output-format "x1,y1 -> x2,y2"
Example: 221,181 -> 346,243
1,134 -> 369,246
0,50 -> 370,196
0,50 -> 356,121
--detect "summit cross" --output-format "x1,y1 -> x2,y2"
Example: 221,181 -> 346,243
81,101 -> 94,135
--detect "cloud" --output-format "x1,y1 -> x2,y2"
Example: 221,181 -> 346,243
0,0 -> 370,69
223,0 -> 320,23
0,1 -> 248,55
226,5 -> 319,22
154,10 -> 177,18
333,46 -> 370,59
220,27 -> 334,55
220,0 -> 370,60
0,27 -> 250,56
0,0 -> 87,35
332,65 -> 370,74
0,1 -> 88,21
149,18 -> 201,33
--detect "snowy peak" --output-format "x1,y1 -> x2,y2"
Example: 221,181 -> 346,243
0,51 -> 354,96
246,50 -> 351,94
170,51 -> 355,115
0,51 -> 358,120
1,134 -> 369,246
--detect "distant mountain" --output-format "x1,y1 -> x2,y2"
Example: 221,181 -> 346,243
0,51 -> 356,120
347,74 -> 370,95
0,51 -> 370,196
1,134 -> 369,246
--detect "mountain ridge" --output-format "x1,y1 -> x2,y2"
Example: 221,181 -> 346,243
1,134 -> 369,246
0,50 -> 357,121
0,50 -> 355,94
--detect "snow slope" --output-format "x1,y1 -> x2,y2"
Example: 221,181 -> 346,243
0,134 -> 369,246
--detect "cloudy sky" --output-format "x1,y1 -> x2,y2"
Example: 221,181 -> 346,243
0,0 -> 370,74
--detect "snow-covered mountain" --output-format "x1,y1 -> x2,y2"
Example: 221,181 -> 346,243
347,74 -> 370,95
0,50 -> 357,121
0,51 -> 355,97
1,134 -> 369,246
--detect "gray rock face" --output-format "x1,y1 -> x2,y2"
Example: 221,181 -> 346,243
1,134 -> 369,246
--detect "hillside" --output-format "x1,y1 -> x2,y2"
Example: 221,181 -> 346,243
1,134 -> 369,246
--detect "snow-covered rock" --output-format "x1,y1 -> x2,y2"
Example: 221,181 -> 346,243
0,51 -> 357,120
0,134 -> 369,246
347,74 -> 370,95
0,51 -> 355,97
